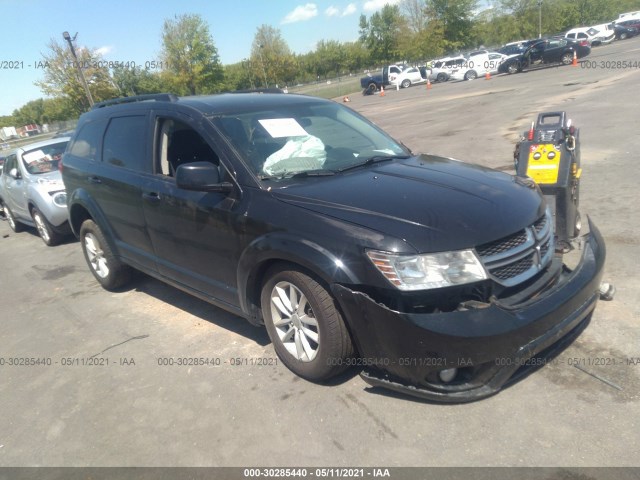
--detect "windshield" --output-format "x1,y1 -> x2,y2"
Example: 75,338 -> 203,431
21,141 -> 68,174
215,101 -> 408,180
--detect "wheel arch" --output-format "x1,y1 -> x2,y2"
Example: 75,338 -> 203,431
68,189 -> 120,256
237,233 -> 359,326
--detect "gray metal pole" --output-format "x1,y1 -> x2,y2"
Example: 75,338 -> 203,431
63,31 -> 94,107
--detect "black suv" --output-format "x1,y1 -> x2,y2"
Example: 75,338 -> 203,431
62,93 -> 605,402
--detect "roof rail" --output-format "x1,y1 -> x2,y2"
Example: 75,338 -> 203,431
92,93 -> 179,110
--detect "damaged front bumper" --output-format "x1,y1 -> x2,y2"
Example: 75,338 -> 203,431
331,219 -> 606,403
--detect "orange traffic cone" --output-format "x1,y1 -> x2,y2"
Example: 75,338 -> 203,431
426,79 -> 432,90
380,86 -> 385,97
571,51 -> 578,67
343,96 -> 350,102
485,71 -> 491,80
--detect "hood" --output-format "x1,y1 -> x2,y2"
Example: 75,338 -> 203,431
272,154 -> 545,253
29,170 -> 65,192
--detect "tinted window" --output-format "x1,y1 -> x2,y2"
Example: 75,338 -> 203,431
68,119 -> 107,161
102,116 -> 146,171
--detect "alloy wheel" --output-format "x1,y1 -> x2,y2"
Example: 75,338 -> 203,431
269,281 -> 319,362
84,232 -> 110,278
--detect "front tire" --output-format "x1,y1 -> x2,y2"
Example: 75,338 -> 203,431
4,204 -> 24,232
261,266 -> 354,381
79,219 -> 132,290
32,207 -> 63,246
507,62 -> 519,74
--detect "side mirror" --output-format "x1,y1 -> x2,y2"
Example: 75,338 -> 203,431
9,168 -> 20,179
176,161 -> 233,193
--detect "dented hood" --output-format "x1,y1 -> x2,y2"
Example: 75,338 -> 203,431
272,154 -> 545,252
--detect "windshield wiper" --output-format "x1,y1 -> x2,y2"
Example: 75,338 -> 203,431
338,154 -> 410,173
288,170 -> 336,178
257,170 -> 336,180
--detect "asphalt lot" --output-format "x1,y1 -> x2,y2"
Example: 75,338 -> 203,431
0,38 -> 639,468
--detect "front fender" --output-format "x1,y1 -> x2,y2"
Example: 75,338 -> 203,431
237,232 -> 359,322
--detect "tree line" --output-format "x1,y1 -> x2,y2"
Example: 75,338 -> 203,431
2,0 -> 639,128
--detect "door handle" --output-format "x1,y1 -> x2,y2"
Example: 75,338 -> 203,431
88,176 -> 102,184
142,192 -> 161,202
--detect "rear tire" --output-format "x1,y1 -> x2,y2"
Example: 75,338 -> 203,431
464,70 -> 477,80
367,83 -> 377,94
31,207 -> 63,246
436,73 -> 447,82
261,265 -> 354,382
401,79 -> 411,88
79,219 -> 132,290
561,53 -> 573,65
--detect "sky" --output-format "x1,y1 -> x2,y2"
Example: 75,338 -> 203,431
0,0 -> 416,116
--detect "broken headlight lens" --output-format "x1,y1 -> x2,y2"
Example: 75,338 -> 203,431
366,249 -> 487,291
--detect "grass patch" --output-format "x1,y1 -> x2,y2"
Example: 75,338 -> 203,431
288,76 -> 362,99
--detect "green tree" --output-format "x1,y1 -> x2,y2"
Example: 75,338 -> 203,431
250,25 -> 297,87
427,0 -> 478,50
111,66 -> 170,96
160,13 -> 224,95
220,61 -> 256,91
309,40 -> 347,78
0,115 -> 16,128
11,98 -> 75,125
359,5 -> 404,64
35,38 -> 119,115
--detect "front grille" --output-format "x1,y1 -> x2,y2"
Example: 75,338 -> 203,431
492,254 -> 535,280
533,215 -> 547,236
476,209 -> 554,287
476,230 -> 528,257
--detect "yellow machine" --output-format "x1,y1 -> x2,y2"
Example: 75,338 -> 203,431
514,111 -> 581,247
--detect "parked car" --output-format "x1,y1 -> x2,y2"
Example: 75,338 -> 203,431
428,56 -> 466,82
565,25 -> 615,46
0,137 -> 71,245
389,66 -> 428,88
450,52 -> 508,81
62,92 -> 605,403
498,40 -> 536,56
499,38 -> 591,74
615,18 -> 640,30
613,24 -> 639,39
615,10 -> 640,22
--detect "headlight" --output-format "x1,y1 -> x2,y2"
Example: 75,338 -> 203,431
366,249 -> 487,291
50,190 -> 67,207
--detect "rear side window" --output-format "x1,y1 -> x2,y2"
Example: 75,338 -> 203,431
102,116 -> 146,171
68,119 -> 107,161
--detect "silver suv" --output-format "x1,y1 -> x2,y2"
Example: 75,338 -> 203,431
0,137 -> 71,245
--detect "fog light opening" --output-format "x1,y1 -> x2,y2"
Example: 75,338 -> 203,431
438,368 -> 458,383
